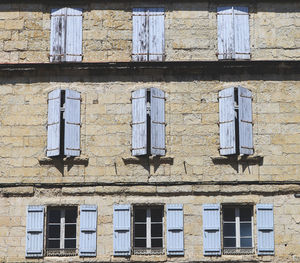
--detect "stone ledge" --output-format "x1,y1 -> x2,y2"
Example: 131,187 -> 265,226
1,186 -> 34,197
210,155 -> 263,165
122,156 -> 174,165
38,156 -> 89,166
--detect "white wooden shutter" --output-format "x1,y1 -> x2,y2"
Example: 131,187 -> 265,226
64,89 -> 81,156
234,7 -> 250,60
257,204 -> 274,255
132,8 -> 148,61
26,206 -> 44,258
113,204 -> 131,256
148,8 -> 164,61
79,205 -> 97,257
131,89 -> 147,156
66,8 -> 83,62
47,89 -> 61,157
150,88 -> 165,156
238,87 -> 253,155
167,204 -> 184,256
50,8 -> 67,62
219,87 -> 236,155
203,204 -> 221,256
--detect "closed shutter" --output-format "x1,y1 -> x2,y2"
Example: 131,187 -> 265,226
64,89 -> 81,157
131,89 -> 147,156
219,88 -> 236,155
167,204 -> 184,256
148,8 -> 164,61
50,8 -> 67,62
113,204 -> 131,256
66,8 -> 83,62
26,206 -> 44,258
150,88 -> 165,156
238,87 -> 253,155
79,205 -> 97,257
47,89 -> 61,157
203,204 -> 221,256
257,204 -> 274,255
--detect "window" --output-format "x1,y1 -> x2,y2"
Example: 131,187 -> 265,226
217,7 -> 250,60
131,88 -> 166,156
47,89 -> 81,157
218,87 -> 253,156
132,8 -> 165,61
50,7 -> 83,62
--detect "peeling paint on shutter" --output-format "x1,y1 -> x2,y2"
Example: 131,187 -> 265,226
113,204 -> 131,256
219,87 -> 236,155
238,87 -> 253,155
26,206 -> 44,258
149,8 -> 164,61
47,89 -> 61,157
151,88 -> 165,156
203,204 -> 221,256
167,204 -> 184,256
79,205 -> 97,257
132,89 -> 147,156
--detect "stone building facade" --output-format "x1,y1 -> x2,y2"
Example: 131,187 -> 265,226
0,0 -> 300,262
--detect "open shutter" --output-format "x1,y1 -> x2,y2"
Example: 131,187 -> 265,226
203,204 -> 221,256
257,204 -> 274,255
217,7 -> 234,60
238,87 -> 253,155
79,205 -> 97,257
66,8 -> 83,62
150,88 -> 165,156
64,89 -> 81,156
50,8 -> 67,62
148,8 -> 164,61
234,7 -> 250,60
132,8 -> 148,61
26,206 -> 44,258
167,204 -> 184,256
47,89 -> 61,157
131,89 -> 147,156
113,204 -> 131,256
219,87 -> 236,155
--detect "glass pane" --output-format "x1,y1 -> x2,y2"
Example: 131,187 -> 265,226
223,238 -> 236,248
134,208 -> 146,222
134,224 -> 146,238
65,239 -> 76,249
49,209 -> 61,223
151,238 -> 162,248
223,223 -> 235,236
134,238 -> 146,248
151,224 -> 162,237
240,223 -> 252,237
65,208 -> 77,223
48,240 -> 60,249
241,238 -> 252,247
151,208 -> 163,222
65,225 -> 76,238
223,208 -> 235,221
48,225 -> 60,238
240,207 -> 252,221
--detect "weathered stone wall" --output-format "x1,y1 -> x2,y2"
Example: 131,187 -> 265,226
0,1 -> 299,63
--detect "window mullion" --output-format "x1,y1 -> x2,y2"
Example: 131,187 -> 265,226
60,209 -> 65,249
235,207 -> 240,248
146,208 -> 151,248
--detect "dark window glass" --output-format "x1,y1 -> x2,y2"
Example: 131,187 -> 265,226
135,209 -> 146,222
223,238 -> 236,248
65,208 -> 77,223
151,208 -> 163,222
48,240 -> 60,249
135,224 -> 146,238
240,223 -> 252,237
48,225 -> 60,238
223,222 -> 235,236
223,208 -> 235,221
65,225 -> 76,238
151,224 -> 162,237
65,239 -> 76,249
49,209 -> 60,223
134,239 -> 146,247
240,207 -> 252,221
151,238 -> 163,248
241,237 -> 252,247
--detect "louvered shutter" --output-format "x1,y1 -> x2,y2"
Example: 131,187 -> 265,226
150,88 -> 165,156
47,89 -> 61,157
238,87 -> 253,155
217,7 -> 234,60
64,89 -> 81,156
167,204 -> 184,256
257,204 -> 274,255
131,89 -> 147,156
79,205 -> 97,257
132,8 -> 148,61
66,8 -> 83,62
26,206 -> 44,258
148,8 -> 164,61
203,204 -> 221,256
234,7 -> 250,60
113,204 -> 131,256
50,8 -> 67,62
219,88 -> 236,155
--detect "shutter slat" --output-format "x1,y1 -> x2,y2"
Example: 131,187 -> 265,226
167,204 -> 184,256
203,204 -> 221,256
113,204 -> 131,256
79,205 -> 97,257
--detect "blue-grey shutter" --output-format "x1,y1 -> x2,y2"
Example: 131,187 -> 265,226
79,205 -> 97,257
26,206 -> 44,258
64,89 -> 81,156
203,204 -> 221,256
257,204 -> 274,255
47,89 -> 61,157
151,88 -> 165,156
113,204 -> 131,256
167,204 -> 184,256
238,87 -> 253,155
